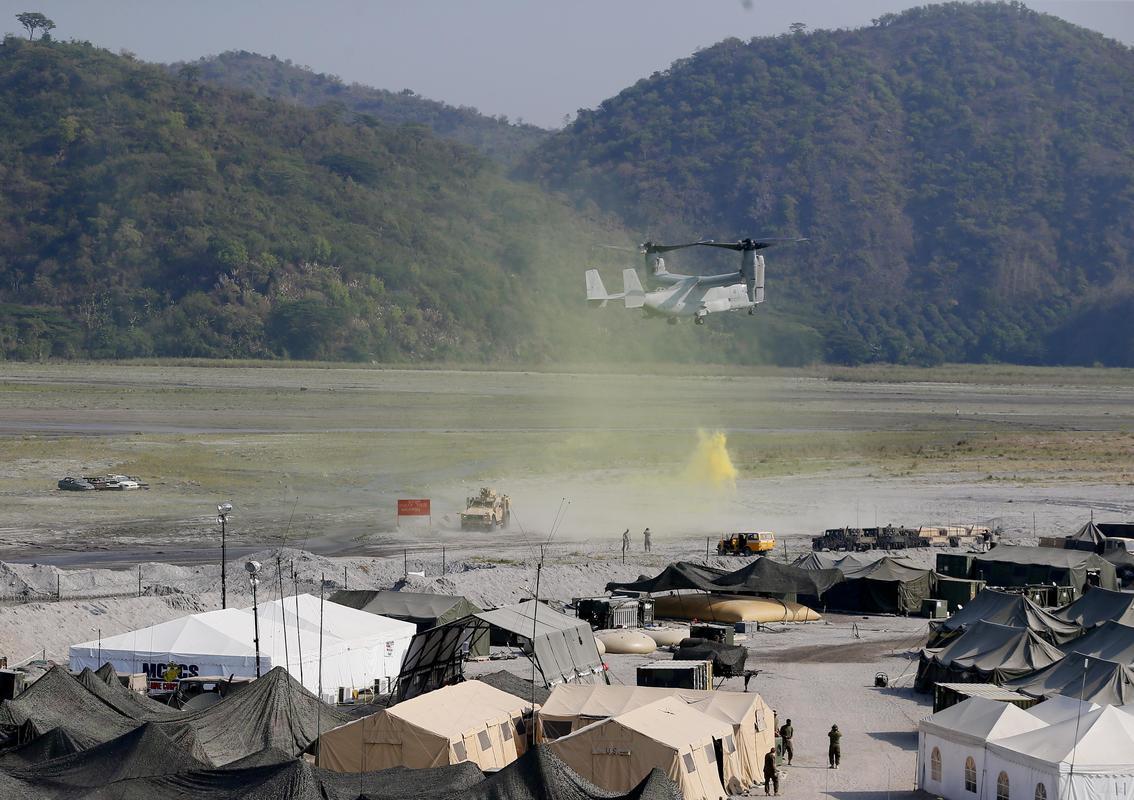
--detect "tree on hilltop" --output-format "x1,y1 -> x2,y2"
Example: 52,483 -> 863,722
16,11 -> 55,40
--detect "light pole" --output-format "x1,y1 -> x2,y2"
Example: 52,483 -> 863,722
246,560 -> 262,678
218,502 -> 233,609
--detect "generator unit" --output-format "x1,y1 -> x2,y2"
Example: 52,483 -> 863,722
689,622 -> 735,646
637,660 -> 713,690
573,597 -> 639,630
637,598 -> 655,627
921,598 -> 949,619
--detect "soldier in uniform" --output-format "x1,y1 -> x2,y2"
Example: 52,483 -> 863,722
779,718 -> 794,765
763,747 -> 779,795
643,527 -> 652,552
828,724 -> 842,768
622,529 -> 630,557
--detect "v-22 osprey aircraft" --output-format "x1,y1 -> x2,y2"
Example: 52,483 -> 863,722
585,237 -> 804,324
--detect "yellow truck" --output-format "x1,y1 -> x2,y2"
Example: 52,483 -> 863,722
717,531 -> 776,556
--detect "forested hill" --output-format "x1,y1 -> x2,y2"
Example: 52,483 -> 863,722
177,51 -> 549,169
0,37 -> 634,362
524,2 -> 1134,366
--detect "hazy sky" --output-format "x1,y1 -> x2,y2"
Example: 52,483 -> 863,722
3,1 -> 1131,128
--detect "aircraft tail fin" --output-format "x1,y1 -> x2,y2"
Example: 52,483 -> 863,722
586,269 -> 623,307
623,269 -> 645,309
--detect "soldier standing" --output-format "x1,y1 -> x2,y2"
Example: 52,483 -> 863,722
828,724 -> 841,769
763,747 -> 779,795
643,527 -> 652,552
779,718 -> 794,765
622,529 -> 630,558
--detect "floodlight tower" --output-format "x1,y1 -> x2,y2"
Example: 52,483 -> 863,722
246,559 -> 262,678
217,502 -> 233,608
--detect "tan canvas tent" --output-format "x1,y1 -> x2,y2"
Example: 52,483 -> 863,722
547,696 -> 743,800
537,683 -> 769,790
317,680 -> 533,773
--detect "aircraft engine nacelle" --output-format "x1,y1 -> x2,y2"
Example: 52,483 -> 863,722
741,252 -> 765,304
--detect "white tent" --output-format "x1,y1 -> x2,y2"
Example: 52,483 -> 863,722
986,705 -> 1134,800
69,594 -> 415,696
917,697 -> 1046,799
1026,695 -> 1100,726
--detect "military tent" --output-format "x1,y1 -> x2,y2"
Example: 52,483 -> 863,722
917,696 -> 1046,799
316,680 -> 532,773
0,666 -> 142,748
69,596 -> 416,697
153,666 -> 353,766
1003,653 -> 1134,705
75,666 -> 180,721
537,684 -> 772,790
709,557 -> 844,600
821,557 -> 935,615
972,546 -> 1117,591
392,600 -> 603,703
917,621 -> 1066,691
985,705 -> 1134,800
1058,620 -> 1134,663
448,745 -> 679,800
1063,521 -> 1108,553
329,590 -> 488,657
5,722 -> 208,791
1052,587 -> 1134,629
0,728 -> 83,769
1103,548 -> 1134,588
548,697 -> 743,800
927,589 -> 1082,647
605,562 -> 728,594
1025,695 -> 1100,725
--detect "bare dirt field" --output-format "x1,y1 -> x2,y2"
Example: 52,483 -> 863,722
2,361 -> 1134,566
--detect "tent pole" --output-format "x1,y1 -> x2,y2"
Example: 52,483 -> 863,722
530,561 -> 542,745
277,555 -> 290,673
293,561 -> 304,687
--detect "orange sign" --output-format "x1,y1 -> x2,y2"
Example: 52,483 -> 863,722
397,499 -> 431,516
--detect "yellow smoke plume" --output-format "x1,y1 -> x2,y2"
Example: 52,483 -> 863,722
684,429 -> 738,490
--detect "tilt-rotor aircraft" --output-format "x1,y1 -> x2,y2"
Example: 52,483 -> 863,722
585,238 -> 805,324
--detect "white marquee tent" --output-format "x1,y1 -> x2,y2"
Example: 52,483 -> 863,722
69,594 -> 415,696
985,705 -> 1134,800
918,697 -> 1046,799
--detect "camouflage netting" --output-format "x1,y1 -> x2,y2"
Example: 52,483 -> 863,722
0,666 -> 138,748
0,728 -> 83,769
76,667 -> 181,721
153,666 -> 353,766
7,722 -> 208,792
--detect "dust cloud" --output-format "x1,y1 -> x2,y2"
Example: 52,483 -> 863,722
683,429 -> 738,490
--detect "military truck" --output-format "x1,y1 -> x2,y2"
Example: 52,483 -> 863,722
460,488 -> 511,530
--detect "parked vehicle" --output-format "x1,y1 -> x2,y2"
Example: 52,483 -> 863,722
58,476 -> 95,491
717,531 -> 776,555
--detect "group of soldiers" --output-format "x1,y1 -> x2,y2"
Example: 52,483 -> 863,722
762,718 -> 842,795
620,527 -> 651,555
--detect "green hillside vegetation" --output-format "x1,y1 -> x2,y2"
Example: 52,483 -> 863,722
178,50 -> 549,168
524,2 -> 1134,366
0,36 -> 593,362
0,35 -> 821,365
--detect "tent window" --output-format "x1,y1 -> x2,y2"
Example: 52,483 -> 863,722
996,772 -> 1009,800
477,730 -> 492,750
683,753 -> 696,773
964,757 -> 977,793
1034,784 -> 1046,800
500,723 -> 513,742
930,747 -> 941,782
704,744 -> 716,763
453,741 -> 467,761
725,735 -> 736,754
